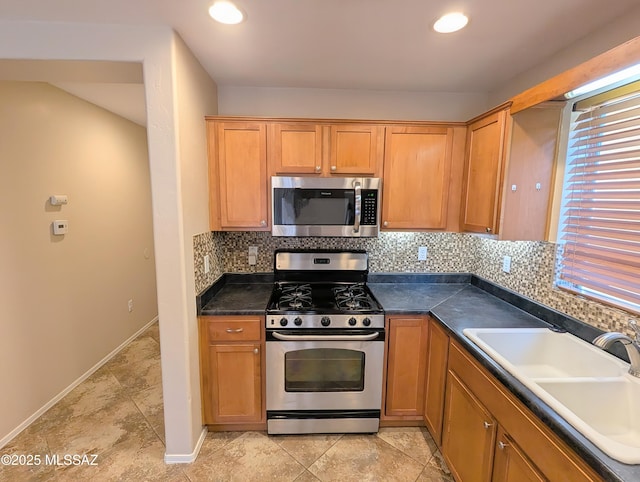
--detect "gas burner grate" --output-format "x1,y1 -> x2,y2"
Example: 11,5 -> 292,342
333,284 -> 373,310
278,283 -> 312,310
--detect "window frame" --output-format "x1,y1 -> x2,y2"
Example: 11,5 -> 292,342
555,80 -> 640,315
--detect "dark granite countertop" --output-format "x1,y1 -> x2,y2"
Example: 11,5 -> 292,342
197,273 -> 273,315
196,272 -> 638,481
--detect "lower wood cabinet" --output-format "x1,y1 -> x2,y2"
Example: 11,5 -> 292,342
423,317 -> 450,445
199,316 -> 265,429
492,427 -> 545,482
442,340 -> 601,482
443,371 -> 496,482
383,316 -> 428,421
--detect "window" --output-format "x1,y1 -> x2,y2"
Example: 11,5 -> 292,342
557,81 -> 640,314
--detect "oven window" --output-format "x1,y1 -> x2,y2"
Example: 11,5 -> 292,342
284,348 -> 365,392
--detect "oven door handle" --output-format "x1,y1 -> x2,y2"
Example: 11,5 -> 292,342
271,331 -> 380,341
353,180 -> 361,233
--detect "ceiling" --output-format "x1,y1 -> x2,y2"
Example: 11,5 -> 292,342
1,0 -> 639,124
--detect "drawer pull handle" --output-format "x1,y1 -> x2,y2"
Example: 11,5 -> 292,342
498,441 -> 509,450
483,421 -> 493,429
226,328 -> 244,333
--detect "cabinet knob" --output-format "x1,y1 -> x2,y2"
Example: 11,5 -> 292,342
498,441 -> 509,450
331,165 -> 337,171
315,165 -> 321,172
383,221 -> 388,227
483,421 -> 493,429
260,220 -> 266,226
253,348 -> 259,354
485,227 -> 492,233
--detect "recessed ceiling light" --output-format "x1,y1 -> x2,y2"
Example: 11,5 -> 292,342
433,12 -> 469,33
209,1 -> 245,25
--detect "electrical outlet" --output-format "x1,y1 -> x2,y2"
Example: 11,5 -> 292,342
204,255 -> 210,274
248,246 -> 258,266
128,299 -> 134,312
502,255 -> 512,273
418,246 -> 428,261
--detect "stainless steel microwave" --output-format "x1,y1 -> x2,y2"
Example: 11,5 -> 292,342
271,176 -> 381,237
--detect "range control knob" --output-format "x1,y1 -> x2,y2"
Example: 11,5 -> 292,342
348,317 -> 357,326
294,317 -> 303,326
279,317 -> 288,327
362,317 -> 371,327
321,316 -> 331,327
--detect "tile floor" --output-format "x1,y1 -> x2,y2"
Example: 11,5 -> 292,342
0,323 -> 453,481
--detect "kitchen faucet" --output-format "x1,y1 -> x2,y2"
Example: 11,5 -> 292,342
593,320 -> 640,378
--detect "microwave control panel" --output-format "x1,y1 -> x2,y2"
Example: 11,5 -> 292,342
361,190 -> 378,225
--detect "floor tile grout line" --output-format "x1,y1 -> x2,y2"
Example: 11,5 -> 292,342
272,433 -> 344,469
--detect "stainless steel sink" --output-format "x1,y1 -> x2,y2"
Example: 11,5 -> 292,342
463,327 -> 640,464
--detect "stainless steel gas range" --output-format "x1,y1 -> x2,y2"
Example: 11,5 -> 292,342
265,249 -> 385,435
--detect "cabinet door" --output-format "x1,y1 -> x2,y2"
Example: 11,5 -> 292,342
382,126 -> 453,229
268,123 -> 323,175
500,104 -> 562,241
423,318 -> 449,445
328,124 -> 383,176
492,428 -> 545,482
461,108 -> 509,234
214,122 -> 269,229
443,371 -> 496,482
208,343 -> 262,423
385,317 -> 428,417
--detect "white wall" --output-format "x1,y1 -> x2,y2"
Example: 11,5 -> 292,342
0,21 -> 208,461
162,32 -> 218,459
218,85 -> 489,121
488,5 -> 640,107
0,81 -> 157,443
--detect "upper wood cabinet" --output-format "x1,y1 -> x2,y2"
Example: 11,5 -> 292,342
268,122 -> 323,175
499,103 -> 564,241
382,126 -> 457,230
460,105 -> 510,235
268,122 -> 384,177
208,121 -> 269,230
328,124 -> 383,176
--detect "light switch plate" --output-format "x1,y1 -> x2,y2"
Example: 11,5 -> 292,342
418,246 -> 428,261
502,255 -> 512,273
204,255 -> 210,274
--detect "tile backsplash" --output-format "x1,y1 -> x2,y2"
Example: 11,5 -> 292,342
194,231 -> 635,335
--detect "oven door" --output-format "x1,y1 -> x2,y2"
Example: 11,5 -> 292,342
266,330 -> 384,412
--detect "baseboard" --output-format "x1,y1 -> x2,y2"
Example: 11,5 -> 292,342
164,426 -> 208,464
0,316 -> 159,450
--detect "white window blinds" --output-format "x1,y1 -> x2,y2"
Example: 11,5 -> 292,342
558,83 -> 640,314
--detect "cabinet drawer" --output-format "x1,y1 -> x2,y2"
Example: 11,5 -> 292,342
206,318 -> 261,342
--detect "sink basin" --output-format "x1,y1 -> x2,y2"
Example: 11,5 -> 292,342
538,379 -> 640,464
463,328 -> 627,379
463,327 -> 640,464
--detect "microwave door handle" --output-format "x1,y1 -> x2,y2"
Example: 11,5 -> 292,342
353,180 -> 361,233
